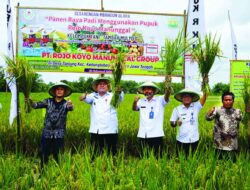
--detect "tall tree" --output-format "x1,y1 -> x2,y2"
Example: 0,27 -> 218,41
31,73 -> 48,92
211,83 -> 229,95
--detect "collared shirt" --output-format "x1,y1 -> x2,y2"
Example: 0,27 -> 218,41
33,98 -> 73,139
206,107 -> 242,151
84,92 -> 123,134
170,102 -> 202,143
136,96 -> 169,138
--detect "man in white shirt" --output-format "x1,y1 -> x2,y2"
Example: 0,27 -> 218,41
133,81 -> 170,157
170,88 -> 207,156
80,77 -> 124,155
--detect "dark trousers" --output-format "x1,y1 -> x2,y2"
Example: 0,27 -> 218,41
177,141 -> 199,156
90,133 -> 118,155
215,149 -> 238,162
40,136 -> 64,168
138,137 -> 163,158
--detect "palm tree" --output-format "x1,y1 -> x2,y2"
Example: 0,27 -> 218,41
191,33 -> 222,93
161,30 -> 190,92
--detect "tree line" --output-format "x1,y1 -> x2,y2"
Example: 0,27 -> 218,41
0,66 -> 229,95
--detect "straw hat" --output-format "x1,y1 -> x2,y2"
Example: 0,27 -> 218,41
137,81 -> 160,94
49,82 -> 72,97
174,88 -> 200,102
91,77 -> 111,92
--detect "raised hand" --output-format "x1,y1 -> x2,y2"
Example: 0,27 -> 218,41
207,107 -> 215,116
134,94 -> 140,102
79,93 -> 87,101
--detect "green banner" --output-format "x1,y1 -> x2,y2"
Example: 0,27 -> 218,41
230,60 -> 250,98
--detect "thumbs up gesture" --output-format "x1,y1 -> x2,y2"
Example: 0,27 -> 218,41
66,97 -> 73,109
79,93 -> 87,101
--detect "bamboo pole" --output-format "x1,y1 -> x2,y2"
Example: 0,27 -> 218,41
101,0 -> 104,11
16,2 -> 22,156
183,9 -> 187,86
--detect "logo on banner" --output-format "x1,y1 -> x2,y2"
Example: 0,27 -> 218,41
24,9 -> 35,20
168,19 -> 178,28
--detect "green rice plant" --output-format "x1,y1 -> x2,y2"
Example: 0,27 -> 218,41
110,47 -> 126,108
0,92 -> 243,154
191,33 -> 222,94
242,75 -> 250,129
0,92 -> 249,189
160,29 -> 191,92
2,55 -> 35,113
1,148 -> 250,189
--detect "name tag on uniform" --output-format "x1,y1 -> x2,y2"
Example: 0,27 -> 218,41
140,106 -> 146,108
180,113 -> 186,120
149,107 -> 154,119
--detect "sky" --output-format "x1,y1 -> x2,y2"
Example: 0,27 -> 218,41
0,0 -> 249,86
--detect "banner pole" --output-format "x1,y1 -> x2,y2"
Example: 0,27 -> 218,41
16,82 -> 21,155
101,0 -> 104,11
183,9 -> 187,86
16,2 -> 21,156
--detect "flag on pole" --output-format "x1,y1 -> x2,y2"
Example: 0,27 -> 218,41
184,0 -> 205,93
228,10 -> 238,60
6,0 -> 17,126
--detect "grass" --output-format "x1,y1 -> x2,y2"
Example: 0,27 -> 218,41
0,92 -> 249,189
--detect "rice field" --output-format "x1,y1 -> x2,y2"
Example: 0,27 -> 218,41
0,92 -> 250,189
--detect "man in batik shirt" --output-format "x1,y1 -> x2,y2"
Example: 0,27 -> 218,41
31,82 -> 73,167
206,92 -> 242,159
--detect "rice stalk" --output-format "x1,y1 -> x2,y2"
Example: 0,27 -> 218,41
191,33 -> 222,93
110,47 -> 126,108
161,29 -> 191,93
242,75 -> 250,129
2,55 -> 35,113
